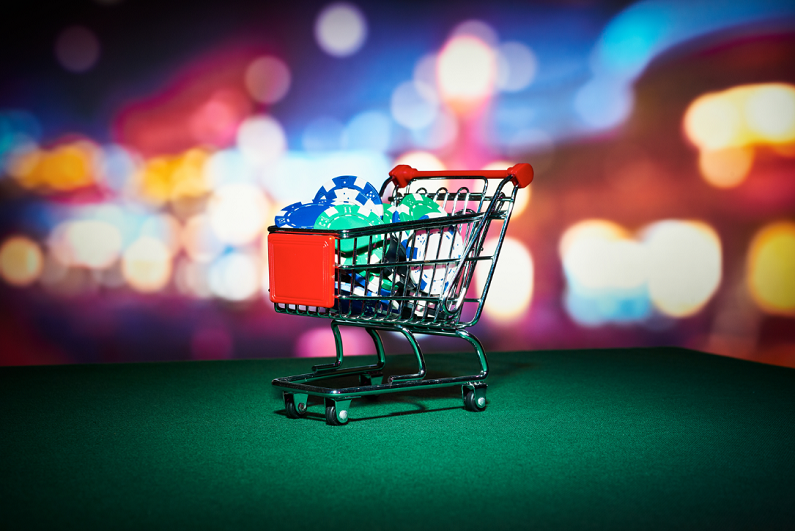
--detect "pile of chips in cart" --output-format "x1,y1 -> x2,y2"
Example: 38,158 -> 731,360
275,176 -> 466,317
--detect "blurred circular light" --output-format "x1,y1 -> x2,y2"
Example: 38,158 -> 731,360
747,221 -> 795,315
643,220 -> 722,318
391,81 -> 439,130
122,236 -> 172,293
95,144 -> 140,193
684,93 -> 742,151
344,110 -> 392,151
698,146 -> 754,188
208,183 -> 268,246
475,237 -> 533,322
0,236 -> 44,287
413,54 -> 437,87
450,20 -> 499,48
495,41 -> 537,93
302,117 -> 345,151
175,257 -> 213,299
51,219 -> 123,269
744,84 -> 795,143
237,115 -> 286,167
410,110 -> 458,151
295,326 -> 372,357
393,151 -> 445,171
437,36 -> 497,110
245,56 -> 291,105
140,214 -> 182,257
209,252 -> 260,301
574,77 -> 634,129
55,26 -> 100,73
315,3 -> 367,58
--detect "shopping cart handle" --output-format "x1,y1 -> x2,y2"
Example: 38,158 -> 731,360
389,163 -> 534,189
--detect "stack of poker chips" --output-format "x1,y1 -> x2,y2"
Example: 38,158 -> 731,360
274,178 -> 465,317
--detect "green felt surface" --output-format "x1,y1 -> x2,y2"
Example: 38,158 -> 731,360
2,347 -> 794,530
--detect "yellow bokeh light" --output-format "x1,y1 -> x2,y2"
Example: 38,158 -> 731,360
684,83 -> 795,152
476,237 -> 533,322
10,141 -> 98,192
697,146 -> 754,188
747,221 -> 795,315
122,237 -> 172,293
436,36 -> 496,112
744,84 -> 795,142
684,93 -> 743,151
137,148 -> 211,204
643,220 -> 722,318
0,236 -> 44,287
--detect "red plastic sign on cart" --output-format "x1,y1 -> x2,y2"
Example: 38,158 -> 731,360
268,232 -> 337,308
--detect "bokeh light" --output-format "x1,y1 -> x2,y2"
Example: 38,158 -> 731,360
50,219 -> 123,269
236,115 -> 287,167
121,236 -> 172,293
54,26 -> 100,73
314,3 -> 368,58
0,236 -> 44,287
343,110 -> 392,151
208,251 -> 260,301
244,56 -> 291,104
207,183 -> 268,246
137,148 -> 211,204
10,141 -> 99,192
697,146 -> 754,188
437,35 -> 497,112
390,81 -> 439,130
495,41 -> 537,93
643,220 -> 722,318
476,237 -> 534,322
393,151 -> 445,171
747,222 -> 795,316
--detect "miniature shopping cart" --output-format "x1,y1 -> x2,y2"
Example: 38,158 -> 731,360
268,163 -> 534,425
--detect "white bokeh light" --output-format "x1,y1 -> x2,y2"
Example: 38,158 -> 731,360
236,115 -> 286,167
315,3 -> 368,57
496,41 -> 538,92
476,237 -> 534,322
391,81 -> 439,130
209,251 -> 260,301
207,183 -> 269,246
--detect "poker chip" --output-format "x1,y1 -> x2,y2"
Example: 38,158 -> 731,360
398,193 -> 448,221
402,228 -> 466,295
314,175 -> 383,209
315,203 -> 386,253
338,243 -> 384,266
275,201 -> 334,229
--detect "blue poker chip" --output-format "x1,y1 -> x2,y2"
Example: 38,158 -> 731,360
275,201 -> 330,229
314,175 -> 383,206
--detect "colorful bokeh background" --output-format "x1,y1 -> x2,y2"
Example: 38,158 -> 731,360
1,0 -> 794,367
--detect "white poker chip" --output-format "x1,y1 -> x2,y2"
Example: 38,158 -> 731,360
402,228 -> 465,295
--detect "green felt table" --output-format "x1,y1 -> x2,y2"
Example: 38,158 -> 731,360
2,347 -> 794,530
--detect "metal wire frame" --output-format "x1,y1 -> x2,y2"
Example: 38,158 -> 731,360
270,173 -> 522,424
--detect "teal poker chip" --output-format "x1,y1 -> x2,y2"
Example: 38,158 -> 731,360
338,244 -> 384,266
398,193 -> 448,221
315,203 -> 386,253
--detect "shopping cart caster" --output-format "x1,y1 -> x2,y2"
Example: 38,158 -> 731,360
463,383 -> 487,412
325,398 -> 352,426
284,392 -> 309,419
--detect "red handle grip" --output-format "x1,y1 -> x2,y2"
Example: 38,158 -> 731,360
389,163 -> 534,189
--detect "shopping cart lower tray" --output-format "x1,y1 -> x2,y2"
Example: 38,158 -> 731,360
268,163 -> 533,425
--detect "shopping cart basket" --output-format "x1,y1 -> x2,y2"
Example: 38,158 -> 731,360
268,163 -> 534,425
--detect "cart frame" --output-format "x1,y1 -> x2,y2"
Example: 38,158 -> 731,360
269,163 -> 533,425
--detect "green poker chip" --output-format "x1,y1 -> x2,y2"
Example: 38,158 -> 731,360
398,193 -> 448,221
314,203 -> 386,252
338,244 -> 384,266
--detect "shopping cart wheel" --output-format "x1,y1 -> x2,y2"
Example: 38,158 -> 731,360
284,392 -> 308,419
463,384 -> 487,412
325,398 -> 352,426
